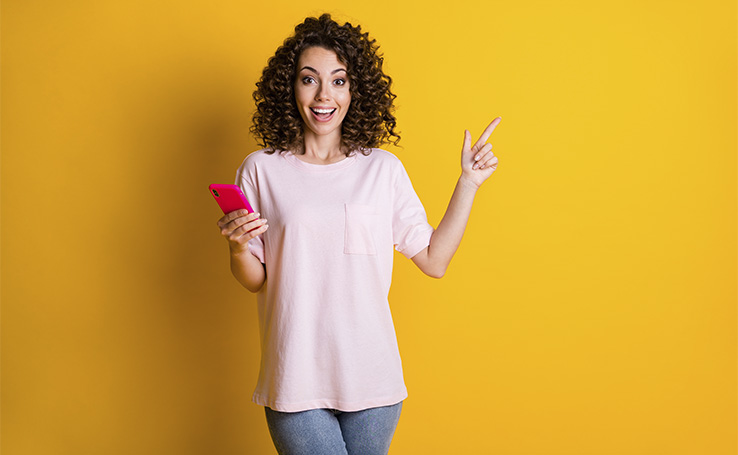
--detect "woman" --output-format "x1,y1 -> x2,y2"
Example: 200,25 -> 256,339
217,14 -> 501,455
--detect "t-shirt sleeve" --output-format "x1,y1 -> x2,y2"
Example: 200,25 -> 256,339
235,160 -> 265,264
392,161 -> 435,259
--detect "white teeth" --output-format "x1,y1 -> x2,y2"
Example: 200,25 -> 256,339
311,108 -> 335,114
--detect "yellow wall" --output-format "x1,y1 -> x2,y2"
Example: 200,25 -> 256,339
2,1 -> 736,454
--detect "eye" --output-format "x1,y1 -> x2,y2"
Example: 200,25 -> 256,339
333,78 -> 347,86
301,76 -> 316,84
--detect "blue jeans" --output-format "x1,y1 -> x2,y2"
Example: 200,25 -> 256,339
264,401 -> 403,455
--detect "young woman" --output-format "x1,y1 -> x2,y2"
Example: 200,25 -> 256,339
217,14 -> 501,455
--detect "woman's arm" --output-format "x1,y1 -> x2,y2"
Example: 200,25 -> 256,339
411,117 -> 501,278
217,209 -> 269,292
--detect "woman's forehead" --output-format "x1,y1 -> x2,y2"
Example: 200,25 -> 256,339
297,47 -> 347,71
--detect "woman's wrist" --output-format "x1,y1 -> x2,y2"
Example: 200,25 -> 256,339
229,243 -> 252,258
458,173 -> 482,192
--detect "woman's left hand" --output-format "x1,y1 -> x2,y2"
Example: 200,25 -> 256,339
460,117 -> 502,189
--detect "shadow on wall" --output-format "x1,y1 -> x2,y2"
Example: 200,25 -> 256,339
104,55 -> 274,452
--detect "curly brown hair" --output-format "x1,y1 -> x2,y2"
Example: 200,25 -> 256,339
251,14 -> 400,156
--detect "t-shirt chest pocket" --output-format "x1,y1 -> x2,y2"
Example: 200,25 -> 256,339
344,203 -> 379,255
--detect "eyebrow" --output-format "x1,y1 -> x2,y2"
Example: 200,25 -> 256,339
299,66 -> 347,75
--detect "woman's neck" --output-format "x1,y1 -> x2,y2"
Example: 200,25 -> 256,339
299,129 -> 346,164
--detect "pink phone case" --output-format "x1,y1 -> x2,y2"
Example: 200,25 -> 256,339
209,184 -> 255,214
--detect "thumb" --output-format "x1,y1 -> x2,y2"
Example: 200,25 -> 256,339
462,129 -> 472,152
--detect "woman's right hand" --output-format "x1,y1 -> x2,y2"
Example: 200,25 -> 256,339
217,209 -> 268,255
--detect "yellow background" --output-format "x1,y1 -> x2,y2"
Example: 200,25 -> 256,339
2,0 -> 736,454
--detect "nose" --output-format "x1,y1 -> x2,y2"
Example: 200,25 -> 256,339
315,82 -> 331,101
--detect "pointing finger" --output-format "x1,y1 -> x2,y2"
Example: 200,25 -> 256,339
473,117 -> 502,149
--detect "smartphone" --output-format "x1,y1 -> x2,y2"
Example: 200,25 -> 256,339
209,184 -> 255,215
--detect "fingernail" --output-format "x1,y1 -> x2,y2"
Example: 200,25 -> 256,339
475,154 -> 481,161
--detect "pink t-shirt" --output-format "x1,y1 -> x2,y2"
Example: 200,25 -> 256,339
236,149 -> 434,412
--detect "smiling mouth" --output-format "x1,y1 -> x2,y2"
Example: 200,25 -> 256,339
310,108 -> 337,121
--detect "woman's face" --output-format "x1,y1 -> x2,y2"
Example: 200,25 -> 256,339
294,47 -> 351,141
